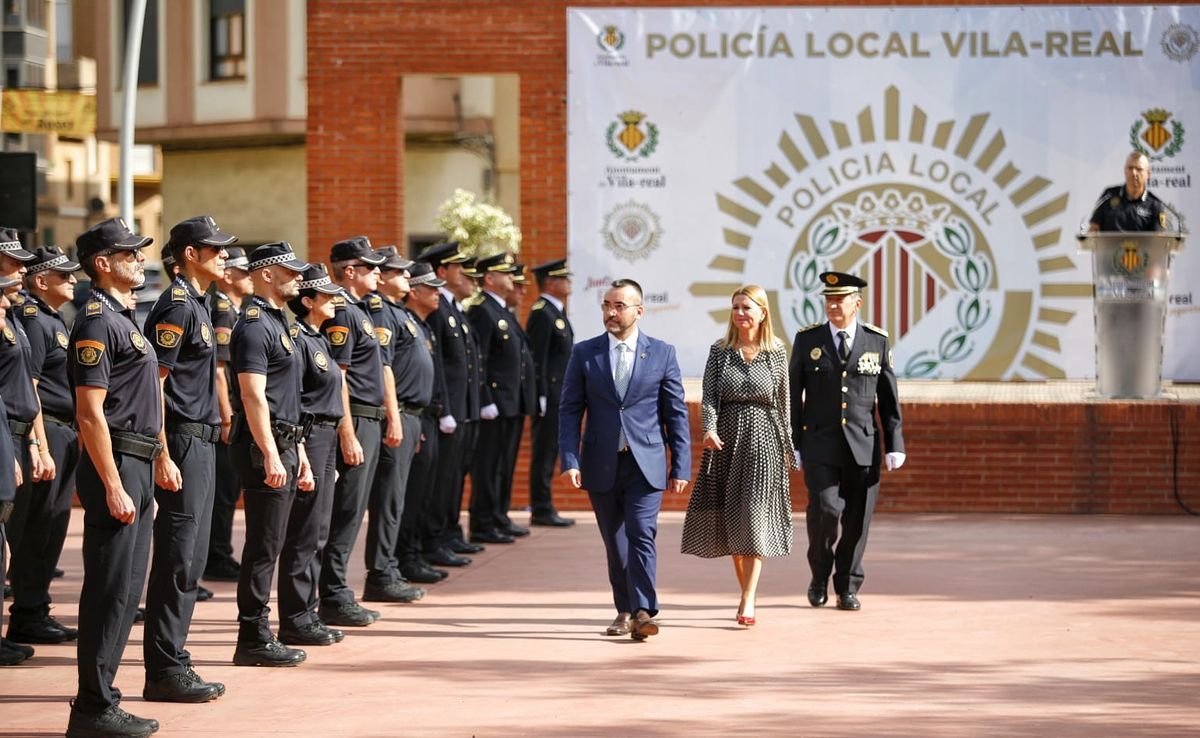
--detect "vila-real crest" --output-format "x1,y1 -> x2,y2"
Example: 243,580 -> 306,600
606,111 -> 659,161
601,200 -> 663,262
1131,108 -> 1184,161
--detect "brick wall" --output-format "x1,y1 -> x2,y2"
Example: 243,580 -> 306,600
308,0 -> 1196,516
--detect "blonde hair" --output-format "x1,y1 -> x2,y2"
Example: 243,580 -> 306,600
720,284 -> 781,351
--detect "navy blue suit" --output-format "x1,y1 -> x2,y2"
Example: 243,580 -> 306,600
559,331 -> 691,616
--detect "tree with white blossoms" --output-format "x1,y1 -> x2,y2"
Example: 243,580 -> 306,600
434,188 -> 522,259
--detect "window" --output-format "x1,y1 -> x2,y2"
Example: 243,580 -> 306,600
121,0 -> 159,86
56,0 -> 73,62
209,0 -> 245,80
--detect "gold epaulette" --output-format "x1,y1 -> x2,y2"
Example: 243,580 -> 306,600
798,322 -> 823,333
862,322 -> 889,337
531,299 -> 546,311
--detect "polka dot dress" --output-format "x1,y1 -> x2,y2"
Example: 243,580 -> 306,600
681,340 -> 794,559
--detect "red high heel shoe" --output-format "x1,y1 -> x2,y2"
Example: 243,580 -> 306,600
736,614 -> 756,627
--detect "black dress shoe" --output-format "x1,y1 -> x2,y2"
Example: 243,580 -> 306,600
807,579 -> 828,608
203,560 -> 241,582
363,580 -> 426,603
279,622 -> 340,646
449,539 -> 485,554
501,523 -> 530,537
196,585 -> 214,602
134,607 -> 145,623
53,567 -> 65,578
424,547 -> 471,567
143,672 -> 221,703
470,530 -> 514,545
318,601 -> 376,627
3,584 -> 11,600
232,638 -> 306,667
2,637 -> 34,658
836,593 -> 862,611
7,614 -> 70,644
0,643 -> 28,665
401,562 -> 447,584
66,702 -> 159,738
530,512 -> 576,527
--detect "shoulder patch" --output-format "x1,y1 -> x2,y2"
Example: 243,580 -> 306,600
326,325 -> 350,346
23,304 -> 37,316
217,299 -> 231,311
171,287 -> 188,302
333,295 -> 347,308
289,324 -> 299,338
862,322 -> 889,337
245,306 -> 261,320
156,323 -> 184,348
85,301 -> 103,317
531,299 -> 546,311
12,293 -> 24,306
76,339 -> 105,366
374,326 -> 393,346
368,295 -> 383,311
215,326 -> 232,345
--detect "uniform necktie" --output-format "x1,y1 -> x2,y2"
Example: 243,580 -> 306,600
615,342 -> 632,449
838,330 -> 850,363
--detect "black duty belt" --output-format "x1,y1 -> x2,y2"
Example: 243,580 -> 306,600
168,421 -> 222,443
311,415 -> 341,429
272,419 -> 305,443
7,418 -> 33,438
397,402 -> 426,417
110,431 -> 163,461
349,403 -> 386,420
44,414 -> 74,428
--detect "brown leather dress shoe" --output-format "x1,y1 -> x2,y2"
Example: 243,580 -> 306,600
630,610 -> 659,641
605,612 -> 632,636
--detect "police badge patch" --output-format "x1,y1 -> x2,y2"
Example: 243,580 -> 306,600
156,323 -> 183,348
56,331 -> 69,349
497,319 -> 508,330
810,347 -> 822,361
315,351 -> 329,371
130,331 -> 148,354
76,339 -> 105,366
200,323 -> 213,346
281,333 -> 294,353
555,318 -> 566,330
215,326 -> 232,345
326,326 -> 349,346
1,326 -> 14,344
375,327 -> 393,346
406,320 -> 418,337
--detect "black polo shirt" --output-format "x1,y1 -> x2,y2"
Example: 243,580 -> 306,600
390,301 -> 436,409
144,276 -> 219,425
1090,185 -> 1168,232
230,296 -> 302,427
292,320 -> 342,419
321,289 -> 384,406
16,292 -> 72,421
68,288 -> 162,437
210,287 -> 240,364
1,296 -> 42,425
364,292 -> 396,367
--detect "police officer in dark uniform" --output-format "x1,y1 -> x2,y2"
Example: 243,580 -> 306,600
205,246 -> 252,582
9,246 -> 82,647
466,251 -> 534,542
362,246 -> 435,598
279,264 -> 347,647
0,280 -> 33,666
228,242 -> 314,667
419,243 -> 488,553
396,262 -> 457,584
317,236 -> 390,628
140,216 -> 235,702
1089,152 -> 1170,232
525,259 -> 576,527
789,272 -> 905,613
66,217 -> 164,738
1,236 -> 66,646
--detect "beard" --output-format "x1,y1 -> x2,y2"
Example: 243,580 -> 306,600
277,279 -> 300,300
113,257 -> 145,288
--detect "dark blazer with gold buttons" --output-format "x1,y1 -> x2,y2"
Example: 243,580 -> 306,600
525,297 -> 573,403
788,321 -> 903,468
466,292 -> 533,418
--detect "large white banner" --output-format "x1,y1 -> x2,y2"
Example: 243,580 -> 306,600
568,6 -> 1200,380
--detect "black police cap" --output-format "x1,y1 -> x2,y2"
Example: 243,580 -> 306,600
296,263 -> 343,295
474,251 -> 519,274
407,262 -> 446,288
531,258 -> 572,277
166,215 -> 239,253
224,246 -> 249,271
26,245 -> 82,275
375,245 -> 414,271
416,241 -> 469,267
76,217 -> 152,261
819,271 -> 868,296
330,236 -> 386,266
247,242 -> 308,272
0,227 -> 35,262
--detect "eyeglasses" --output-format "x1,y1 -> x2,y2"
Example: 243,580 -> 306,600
601,301 -> 641,313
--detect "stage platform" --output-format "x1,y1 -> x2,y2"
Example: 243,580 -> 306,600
2,512 -> 1198,737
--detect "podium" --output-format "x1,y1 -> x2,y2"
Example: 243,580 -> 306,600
1078,231 -> 1185,398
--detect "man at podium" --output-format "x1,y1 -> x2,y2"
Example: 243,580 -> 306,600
1088,152 -> 1168,232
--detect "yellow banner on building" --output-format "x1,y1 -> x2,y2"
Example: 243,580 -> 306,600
1,89 -> 96,137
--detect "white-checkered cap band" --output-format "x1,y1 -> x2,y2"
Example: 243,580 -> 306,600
247,251 -> 302,270
298,274 -> 332,290
1,240 -> 25,252
410,272 -> 444,287
27,254 -> 71,274
225,256 -> 249,269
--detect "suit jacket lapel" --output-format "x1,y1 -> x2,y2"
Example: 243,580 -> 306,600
625,332 -> 652,397
597,336 -> 618,399
845,323 -> 867,371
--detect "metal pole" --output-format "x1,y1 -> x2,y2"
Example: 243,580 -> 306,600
118,0 -> 147,226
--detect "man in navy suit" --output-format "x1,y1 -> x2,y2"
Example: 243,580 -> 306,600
559,279 -> 691,641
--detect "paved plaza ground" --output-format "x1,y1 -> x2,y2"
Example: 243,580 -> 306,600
2,512 -> 1198,737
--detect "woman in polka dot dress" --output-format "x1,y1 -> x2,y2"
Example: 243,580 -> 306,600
681,284 -> 795,626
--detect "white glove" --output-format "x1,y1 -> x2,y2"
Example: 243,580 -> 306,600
885,452 -> 906,471
439,415 -> 458,434
793,450 -> 802,470
538,396 -> 547,416
480,403 -> 499,420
